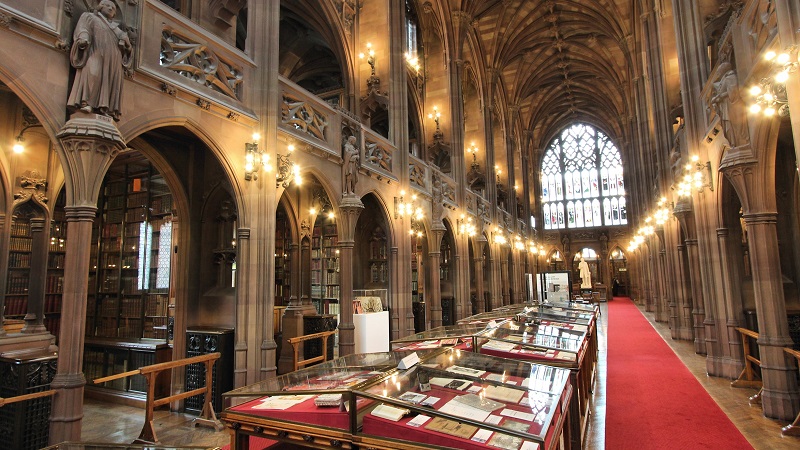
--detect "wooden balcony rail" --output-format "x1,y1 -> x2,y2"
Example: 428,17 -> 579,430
730,327 -> 763,405
0,389 -> 56,408
781,347 -> 800,437
287,330 -> 337,372
93,352 -> 222,444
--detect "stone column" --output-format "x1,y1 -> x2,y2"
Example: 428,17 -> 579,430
50,113 -> 124,444
745,212 -> 800,419
675,243 -> 693,340
234,228 -> 251,385
337,197 -> 364,355
684,238 -> 707,354
716,227 -> 744,376
427,226 -> 445,329
474,254 -> 486,313
22,218 -> 48,333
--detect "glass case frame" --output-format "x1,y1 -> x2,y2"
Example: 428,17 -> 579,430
221,348 -> 576,450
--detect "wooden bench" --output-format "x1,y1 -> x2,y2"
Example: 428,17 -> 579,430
730,327 -> 762,405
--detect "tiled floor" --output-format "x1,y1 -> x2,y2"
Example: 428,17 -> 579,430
81,302 -> 800,449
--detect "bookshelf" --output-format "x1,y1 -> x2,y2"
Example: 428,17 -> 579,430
368,226 -> 388,287
44,192 -> 67,341
5,208 -> 34,320
311,221 -> 339,315
411,233 -> 424,333
274,209 -> 291,306
87,158 -> 174,342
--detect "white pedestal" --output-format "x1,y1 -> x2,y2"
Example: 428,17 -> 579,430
354,311 -> 389,353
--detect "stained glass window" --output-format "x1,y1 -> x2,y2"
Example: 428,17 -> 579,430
542,124 -> 626,229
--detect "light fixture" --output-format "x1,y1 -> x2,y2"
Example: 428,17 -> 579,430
675,155 -> 712,197
359,42 -> 377,76
458,213 -> 477,237
492,226 -> 507,245
275,144 -> 301,188
748,46 -> 798,117
404,51 -> 421,73
514,235 -> 525,251
428,106 -> 441,131
244,132 -> 271,181
495,165 -> 503,184
395,190 -> 425,237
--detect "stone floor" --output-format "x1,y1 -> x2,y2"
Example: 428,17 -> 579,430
81,301 -> 800,449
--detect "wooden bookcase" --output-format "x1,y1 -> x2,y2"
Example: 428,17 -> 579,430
368,226 -> 388,286
5,213 -> 32,320
274,209 -> 291,306
87,158 -> 174,342
311,221 -> 339,315
44,193 -> 67,342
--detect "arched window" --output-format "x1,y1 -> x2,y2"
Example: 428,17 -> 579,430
541,124 -> 626,229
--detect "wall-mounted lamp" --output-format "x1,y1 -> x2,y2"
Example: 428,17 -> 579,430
495,165 -> 503,185
404,51 -> 421,73
276,144 -> 302,188
513,235 -> 525,251
748,47 -> 798,117
395,190 -> 424,220
492,226 -> 507,245
359,42 -> 376,76
244,133 -> 270,181
653,196 -> 672,225
12,118 -> 44,154
428,106 -> 441,131
457,213 -> 477,237
675,155 -> 712,197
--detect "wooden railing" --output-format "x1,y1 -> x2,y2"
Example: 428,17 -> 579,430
781,347 -> 800,437
287,330 -> 336,372
93,352 -> 222,444
731,327 -> 763,405
0,389 -> 56,408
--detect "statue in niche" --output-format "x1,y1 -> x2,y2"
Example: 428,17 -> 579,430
342,135 -> 360,196
579,257 -> 591,288
432,174 -> 444,222
67,0 -> 133,120
710,62 -> 748,149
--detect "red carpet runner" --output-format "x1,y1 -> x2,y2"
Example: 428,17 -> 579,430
605,297 -> 753,449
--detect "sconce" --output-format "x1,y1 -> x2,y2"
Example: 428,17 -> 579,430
395,190 -> 425,238
428,106 -> 441,131
748,47 -> 798,117
495,165 -> 502,185
276,144 -> 302,188
244,133 -> 270,181
513,235 -> 525,251
675,155 -> 712,197
653,197 -> 672,225
492,226 -> 507,245
359,42 -> 376,76
12,120 -> 44,154
457,213 -> 477,237
404,51 -> 421,73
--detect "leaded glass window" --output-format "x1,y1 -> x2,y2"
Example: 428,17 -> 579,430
542,124 -> 626,229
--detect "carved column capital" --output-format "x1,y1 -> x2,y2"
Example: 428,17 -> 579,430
57,113 -> 126,207
337,197 -> 365,243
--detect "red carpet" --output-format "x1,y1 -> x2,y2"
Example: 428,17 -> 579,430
605,297 -> 753,449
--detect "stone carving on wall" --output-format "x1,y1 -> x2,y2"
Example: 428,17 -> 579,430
208,0 -> 247,29
432,173 -> 444,222
282,93 -> 330,141
710,63 -> 749,149
160,27 -> 243,101
67,0 -> 133,121
334,0 -> 359,36
342,135 -> 360,196
14,170 -> 48,205
364,139 -> 392,172
410,163 -> 426,189
747,0 -> 776,56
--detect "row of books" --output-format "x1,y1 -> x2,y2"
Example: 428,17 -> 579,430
8,252 -> 31,268
3,295 -> 27,315
10,221 -> 31,236
46,274 -> 64,294
44,316 -> 60,340
311,285 -> 340,299
9,236 -> 32,251
145,294 -> 169,317
6,274 -> 30,294
44,294 -> 63,313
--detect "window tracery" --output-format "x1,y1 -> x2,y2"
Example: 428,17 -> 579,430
542,124 -> 626,230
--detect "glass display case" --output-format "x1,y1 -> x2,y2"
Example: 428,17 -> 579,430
221,348 -> 575,450
390,324 -> 487,352
474,321 -> 586,368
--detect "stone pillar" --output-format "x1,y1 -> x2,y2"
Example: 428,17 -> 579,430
500,252 -> 510,306
684,238 -> 707,354
337,197 -> 364,356
234,228 -> 251,385
389,246 -> 404,339
675,243 -> 694,340
427,226 -> 445,329
716,227 -> 744,376
50,113 -> 124,444
744,212 -> 800,419
22,218 -> 48,334
473,255 -> 485,313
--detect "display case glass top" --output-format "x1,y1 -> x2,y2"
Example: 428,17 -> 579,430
390,324 -> 488,351
222,348 -> 573,450
475,321 -> 586,366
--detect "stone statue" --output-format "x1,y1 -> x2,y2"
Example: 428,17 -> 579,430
342,135 -> 360,196
710,63 -> 748,149
432,174 -> 444,222
579,257 -> 591,288
67,0 -> 133,121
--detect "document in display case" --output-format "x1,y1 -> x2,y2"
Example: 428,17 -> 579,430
390,323 -> 487,352
221,348 -> 574,450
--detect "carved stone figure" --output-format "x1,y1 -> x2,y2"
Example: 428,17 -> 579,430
432,174 -> 444,222
67,0 -> 133,121
342,135 -> 360,196
710,63 -> 748,149
579,257 -> 591,288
